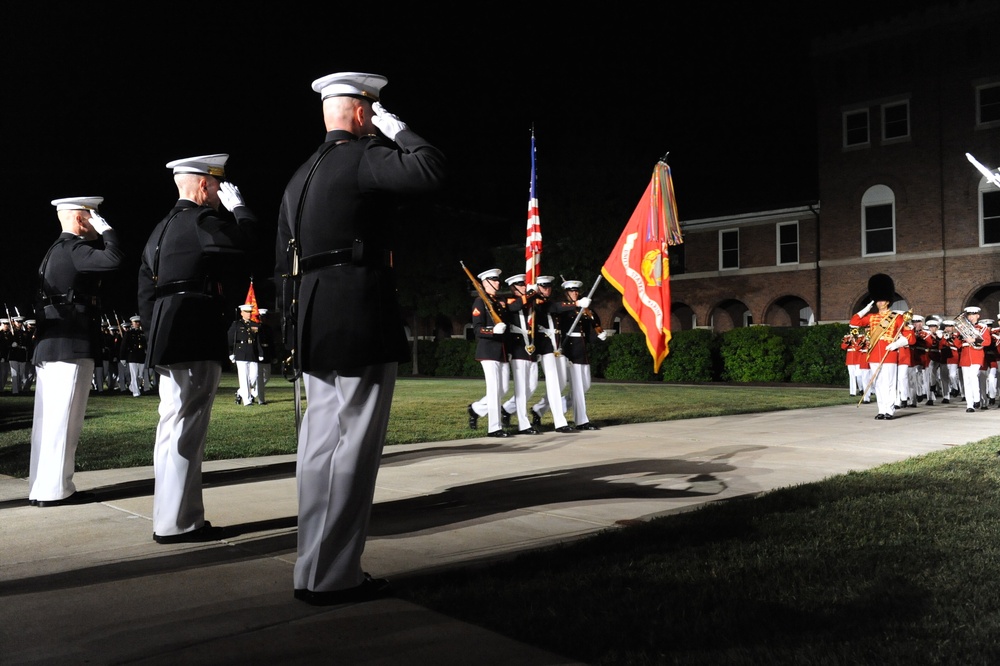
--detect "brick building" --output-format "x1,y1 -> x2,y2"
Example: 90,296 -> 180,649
664,0 -> 1000,332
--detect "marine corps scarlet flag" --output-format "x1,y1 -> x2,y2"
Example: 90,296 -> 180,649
244,280 -> 260,322
601,159 -> 683,373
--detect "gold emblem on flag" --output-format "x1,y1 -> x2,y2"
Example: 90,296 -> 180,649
640,249 -> 664,287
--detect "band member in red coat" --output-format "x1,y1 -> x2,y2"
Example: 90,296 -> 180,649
850,274 -> 908,420
956,306 -> 992,412
841,328 -> 862,396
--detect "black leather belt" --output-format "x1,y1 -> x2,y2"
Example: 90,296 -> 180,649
40,293 -> 99,307
155,279 -> 223,298
300,247 -> 393,273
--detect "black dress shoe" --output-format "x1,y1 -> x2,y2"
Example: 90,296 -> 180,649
154,521 -> 224,544
519,427 -> 540,435
34,491 -> 96,507
531,411 -> 542,428
487,429 -> 510,438
576,422 -> 599,431
884,414 -> 894,420
467,404 -> 478,430
555,425 -> 576,433
294,573 -> 391,606
875,414 -> 886,420
967,407 -> 976,413
501,408 -> 513,428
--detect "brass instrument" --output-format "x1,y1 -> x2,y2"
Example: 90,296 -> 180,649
954,312 -> 983,348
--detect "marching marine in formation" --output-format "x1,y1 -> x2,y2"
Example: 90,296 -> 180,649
555,279 -> 606,430
500,273 -> 540,435
467,267 -> 511,438
528,275 -> 575,432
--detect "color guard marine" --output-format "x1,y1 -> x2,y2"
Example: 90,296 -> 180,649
467,267 -> 511,437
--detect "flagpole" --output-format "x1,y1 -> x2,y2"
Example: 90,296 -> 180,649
555,275 -> 603,356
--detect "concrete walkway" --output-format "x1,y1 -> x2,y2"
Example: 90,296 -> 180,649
2,401 -> 998,664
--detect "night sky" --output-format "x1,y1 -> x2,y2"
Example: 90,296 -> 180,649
1,1 -> 936,315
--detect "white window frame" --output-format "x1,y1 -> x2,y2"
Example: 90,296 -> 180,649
861,184 -> 896,257
719,229 -> 739,270
976,83 -> 1000,127
980,183 -> 1000,247
881,99 -> 910,142
776,221 -> 799,265
843,108 -> 870,148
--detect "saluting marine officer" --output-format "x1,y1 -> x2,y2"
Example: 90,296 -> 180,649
29,196 -> 124,506
275,72 -> 446,605
138,153 -> 260,543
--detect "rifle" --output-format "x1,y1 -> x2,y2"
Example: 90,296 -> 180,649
460,261 -> 503,325
555,275 -> 603,356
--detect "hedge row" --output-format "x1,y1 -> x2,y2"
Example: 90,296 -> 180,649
401,323 -> 852,385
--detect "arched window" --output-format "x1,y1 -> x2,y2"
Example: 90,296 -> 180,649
861,184 -> 895,256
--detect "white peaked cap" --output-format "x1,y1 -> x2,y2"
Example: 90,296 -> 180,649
51,196 -> 103,211
311,72 -> 387,101
166,154 -> 229,177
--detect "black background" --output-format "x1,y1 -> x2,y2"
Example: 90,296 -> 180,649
0,1 -> 936,316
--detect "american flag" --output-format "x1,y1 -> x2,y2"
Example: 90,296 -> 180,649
524,128 -> 542,286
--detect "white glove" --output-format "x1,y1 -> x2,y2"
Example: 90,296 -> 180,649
492,322 -> 507,335
935,330 -> 943,339
372,101 -> 408,141
229,354 -> 235,363
887,337 -> 908,351
598,331 -> 608,341
526,284 -> 536,293
258,356 -> 264,361
856,300 -> 874,317
89,210 -> 112,235
218,181 -> 245,211
577,297 -> 592,309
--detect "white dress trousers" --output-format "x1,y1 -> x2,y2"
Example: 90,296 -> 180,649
531,352 -> 569,428
28,359 -> 94,502
235,359 -> 259,406
152,360 -> 221,537
501,358 -> 535,431
295,363 -> 396,592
